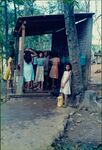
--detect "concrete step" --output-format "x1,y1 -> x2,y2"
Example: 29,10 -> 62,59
9,90 -> 52,98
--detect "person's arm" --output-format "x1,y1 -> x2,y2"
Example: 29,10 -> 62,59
61,71 -> 71,88
58,58 -> 60,62
31,51 -> 37,57
8,62 -> 12,79
49,58 -> 53,64
32,50 -> 37,56
30,49 -> 37,56
58,58 -> 60,65
43,58 -> 46,67
26,48 -> 37,56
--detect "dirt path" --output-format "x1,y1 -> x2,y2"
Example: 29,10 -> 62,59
1,97 -> 76,150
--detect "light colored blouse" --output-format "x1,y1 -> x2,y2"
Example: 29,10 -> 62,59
37,58 -> 45,66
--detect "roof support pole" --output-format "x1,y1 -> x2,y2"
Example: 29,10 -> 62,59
16,23 -> 25,94
14,36 -> 19,67
20,24 -> 25,76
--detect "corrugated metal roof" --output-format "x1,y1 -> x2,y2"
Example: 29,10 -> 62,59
14,13 -> 94,37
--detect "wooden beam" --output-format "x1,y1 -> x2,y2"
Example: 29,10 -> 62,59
75,18 -> 87,24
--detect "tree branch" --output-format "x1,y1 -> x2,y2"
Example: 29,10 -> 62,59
94,14 -> 102,23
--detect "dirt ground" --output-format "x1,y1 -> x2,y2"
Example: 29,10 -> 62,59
1,96 -> 76,150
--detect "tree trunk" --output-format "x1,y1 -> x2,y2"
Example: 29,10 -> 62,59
63,0 -> 84,105
84,0 -> 90,12
79,90 -> 101,113
4,0 -> 8,61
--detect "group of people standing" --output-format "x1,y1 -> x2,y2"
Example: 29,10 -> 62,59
3,48 -> 72,107
23,48 -> 72,106
23,48 -> 61,91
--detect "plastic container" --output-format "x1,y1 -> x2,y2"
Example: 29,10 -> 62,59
57,96 -> 63,107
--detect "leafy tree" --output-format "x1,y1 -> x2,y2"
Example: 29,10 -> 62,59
47,1 -> 59,14
0,7 -> 3,49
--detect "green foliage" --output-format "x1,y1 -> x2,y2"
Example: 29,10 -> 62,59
47,1 -> 58,14
0,7 -> 3,48
24,34 -> 52,51
8,0 -> 25,5
63,0 -> 77,4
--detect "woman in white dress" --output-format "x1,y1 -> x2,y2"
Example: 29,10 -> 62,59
60,63 -> 72,107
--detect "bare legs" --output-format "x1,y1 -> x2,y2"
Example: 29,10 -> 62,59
51,78 -> 58,89
61,93 -> 68,107
37,81 -> 43,90
7,80 -> 13,93
23,81 -> 31,92
26,81 -> 30,91
41,81 -> 43,90
64,95 -> 68,106
30,81 -> 33,89
52,79 -> 54,89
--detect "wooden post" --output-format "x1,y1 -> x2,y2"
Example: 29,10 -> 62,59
15,36 -> 19,66
20,23 -> 25,75
16,22 -> 26,94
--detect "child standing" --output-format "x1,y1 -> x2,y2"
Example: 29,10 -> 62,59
60,63 -> 72,107
35,52 -> 45,90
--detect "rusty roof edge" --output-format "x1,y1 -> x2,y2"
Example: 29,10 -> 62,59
13,13 -> 95,37
17,12 -> 94,20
